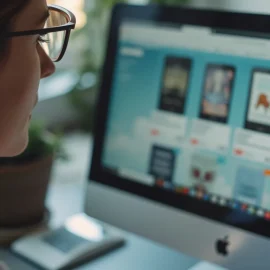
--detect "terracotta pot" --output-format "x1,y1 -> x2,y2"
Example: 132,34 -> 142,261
0,154 -> 54,228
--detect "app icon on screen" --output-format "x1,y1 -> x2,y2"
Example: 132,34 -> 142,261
158,56 -> 192,114
189,153 -> 217,193
245,69 -> 270,134
200,64 -> 235,123
233,166 -> 265,206
149,145 -> 176,183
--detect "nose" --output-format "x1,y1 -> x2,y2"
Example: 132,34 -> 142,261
39,46 -> 56,79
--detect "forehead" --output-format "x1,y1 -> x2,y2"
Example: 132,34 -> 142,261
13,0 -> 48,31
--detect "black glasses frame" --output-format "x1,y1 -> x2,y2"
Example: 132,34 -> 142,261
5,5 -> 76,62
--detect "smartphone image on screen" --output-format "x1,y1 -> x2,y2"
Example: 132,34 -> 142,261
158,56 -> 192,114
148,145 -> 176,183
245,68 -> 270,134
199,64 -> 235,123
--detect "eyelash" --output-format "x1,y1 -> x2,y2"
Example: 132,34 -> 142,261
37,35 -> 49,44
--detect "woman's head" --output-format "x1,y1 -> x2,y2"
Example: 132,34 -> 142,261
0,0 -> 56,157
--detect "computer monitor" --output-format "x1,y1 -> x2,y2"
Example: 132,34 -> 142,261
85,4 -> 270,269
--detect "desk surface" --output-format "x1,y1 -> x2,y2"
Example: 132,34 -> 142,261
1,231 -> 199,270
1,132 -> 200,269
75,231 -> 199,270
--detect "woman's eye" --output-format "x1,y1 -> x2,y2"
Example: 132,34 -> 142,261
37,35 -> 49,44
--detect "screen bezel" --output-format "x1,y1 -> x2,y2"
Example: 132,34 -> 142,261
89,3 -> 270,239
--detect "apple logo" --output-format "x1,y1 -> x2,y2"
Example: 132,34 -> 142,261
216,236 -> 230,256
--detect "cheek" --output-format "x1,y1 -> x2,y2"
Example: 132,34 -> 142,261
5,38 -> 40,105
15,39 -> 41,92
0,38 -> 41,156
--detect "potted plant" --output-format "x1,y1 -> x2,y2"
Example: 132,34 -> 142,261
0,120 -> 68,241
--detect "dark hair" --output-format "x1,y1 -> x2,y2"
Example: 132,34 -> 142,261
0,0 -> 31,59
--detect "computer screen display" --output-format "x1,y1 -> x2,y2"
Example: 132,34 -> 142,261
101,21 -> 270,226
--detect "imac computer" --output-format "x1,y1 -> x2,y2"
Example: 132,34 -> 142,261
85,4 -> 270,269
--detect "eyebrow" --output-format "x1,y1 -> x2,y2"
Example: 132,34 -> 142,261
36,10 -> 50,26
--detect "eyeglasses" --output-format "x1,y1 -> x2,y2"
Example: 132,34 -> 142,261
5,5 -> 76,62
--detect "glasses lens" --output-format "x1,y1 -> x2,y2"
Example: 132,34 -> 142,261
40,9 -> 68,61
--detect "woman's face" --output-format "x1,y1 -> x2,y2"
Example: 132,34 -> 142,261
0,0 -> 55,157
